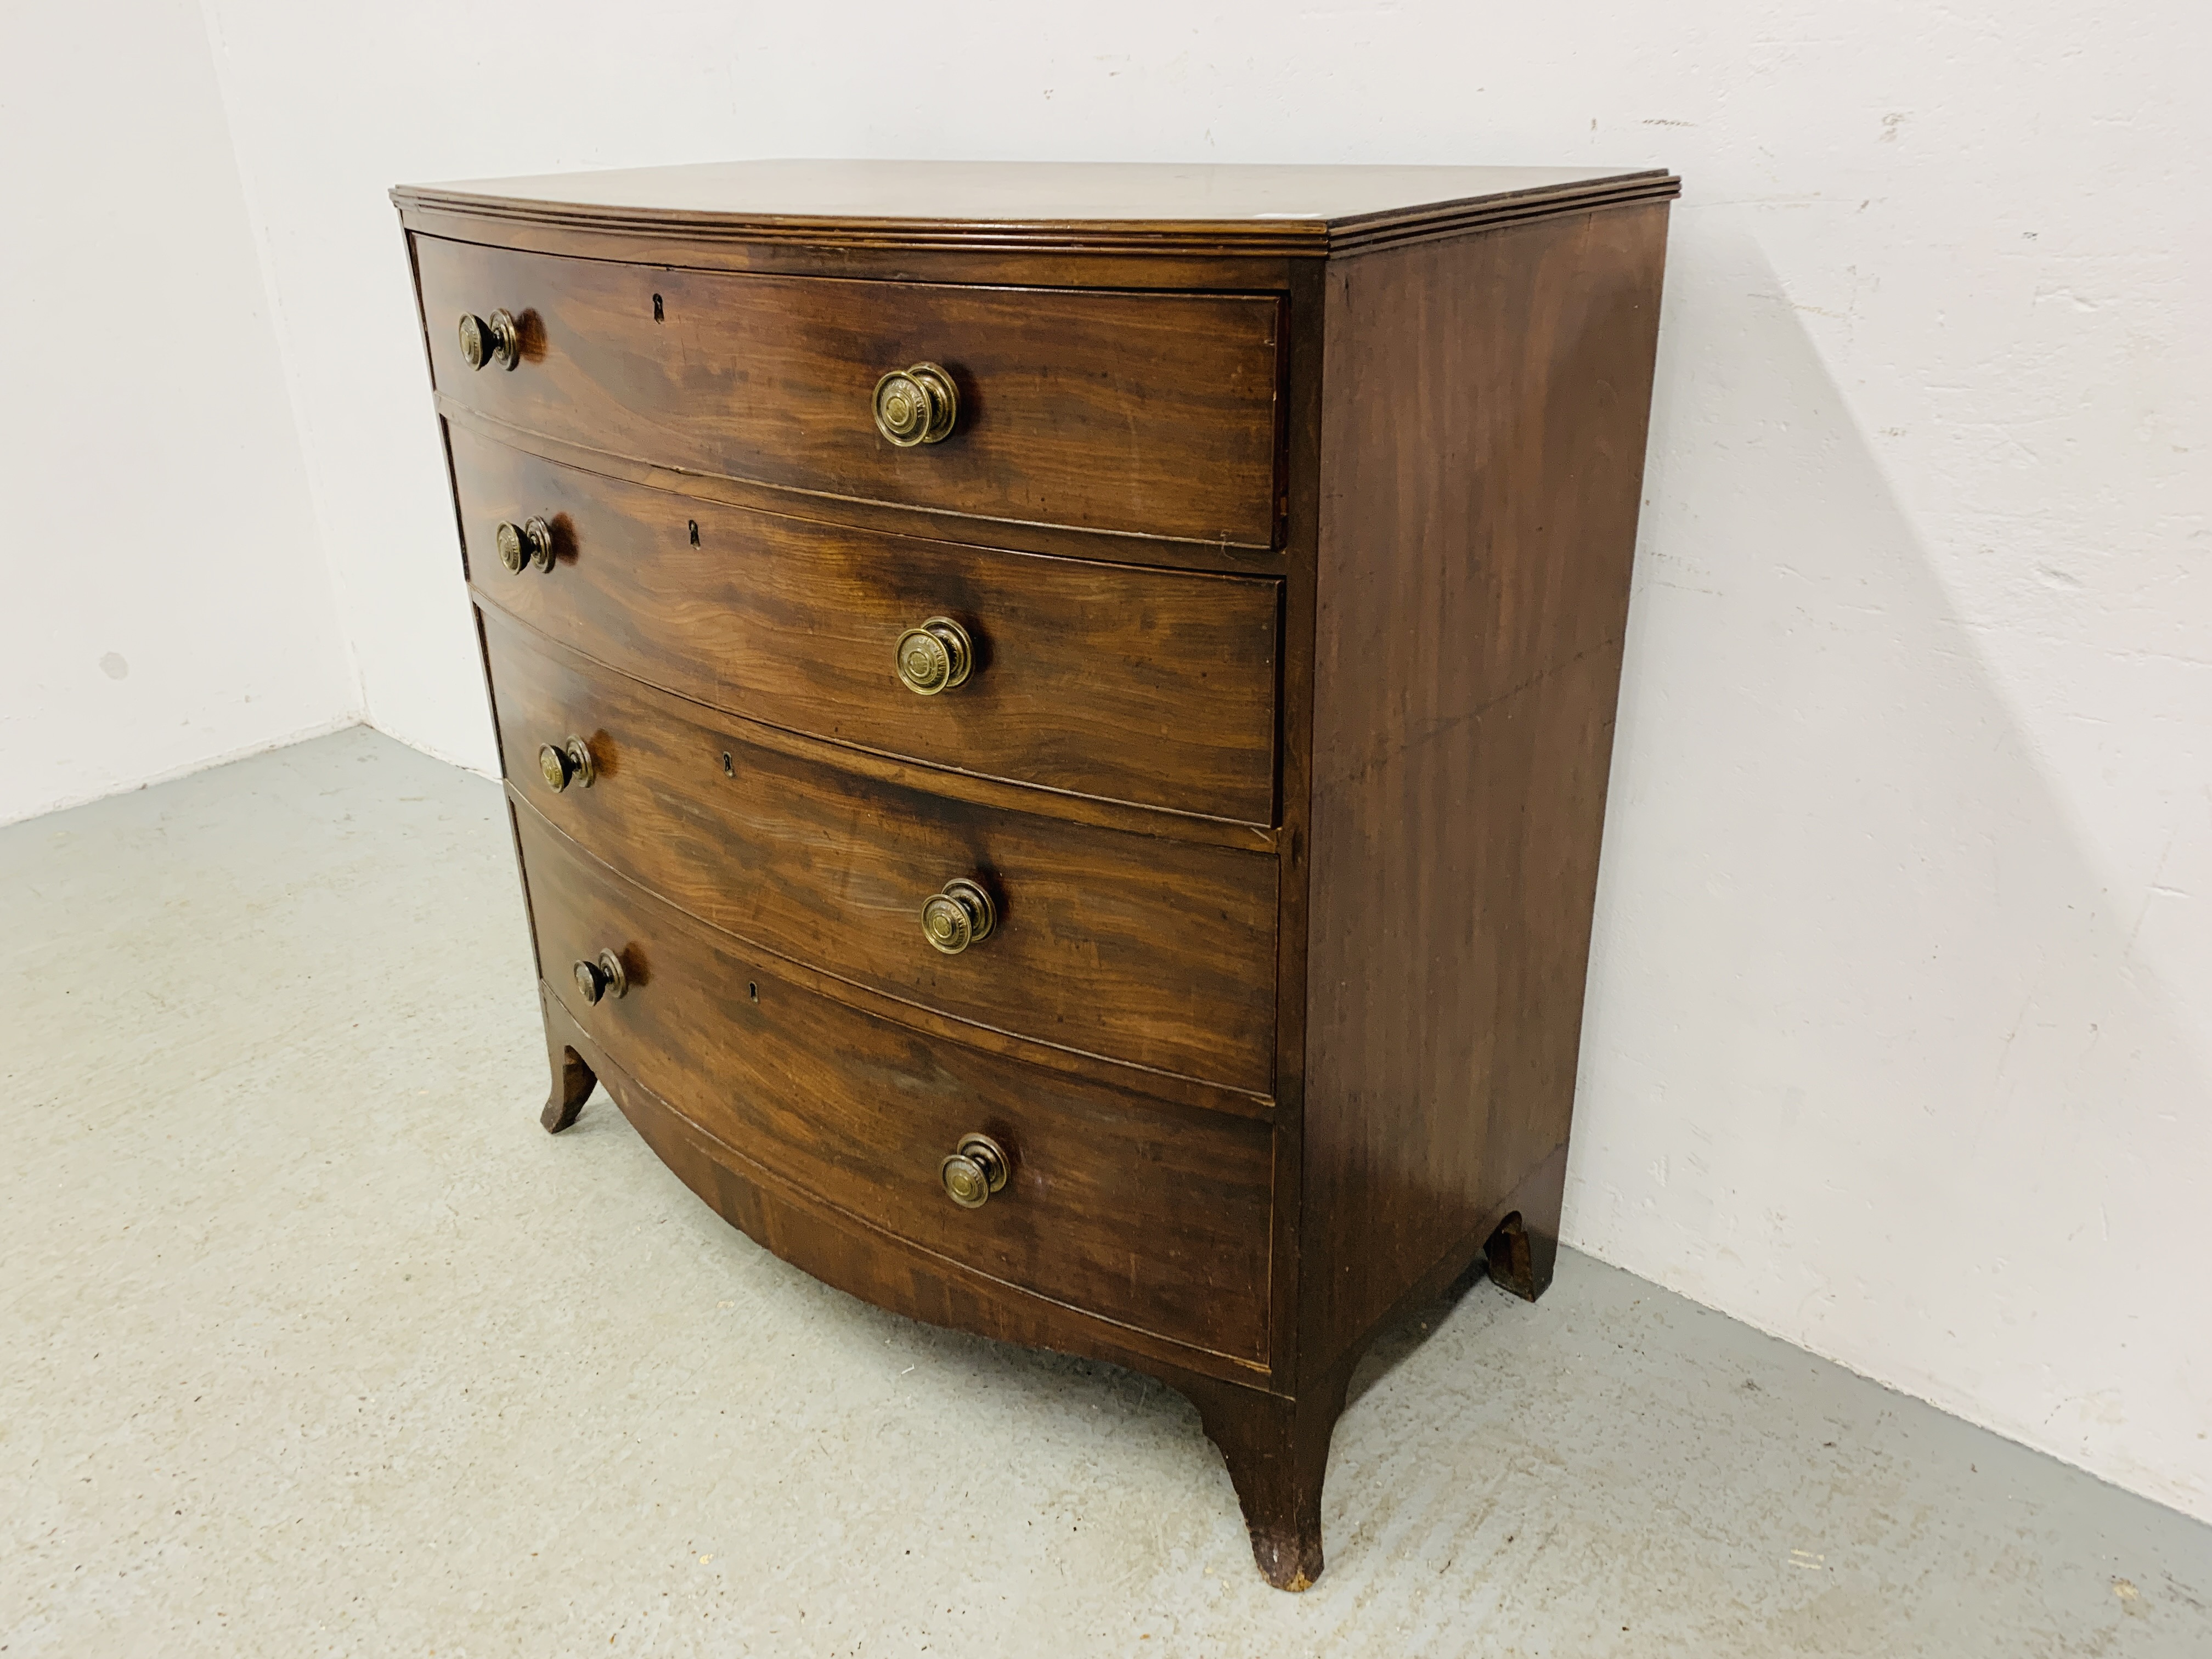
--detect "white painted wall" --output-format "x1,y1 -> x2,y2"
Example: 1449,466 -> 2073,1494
184,1 -> 2210,1519
0,0 -> 353,827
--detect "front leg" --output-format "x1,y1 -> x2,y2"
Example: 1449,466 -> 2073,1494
539,991 -> 598,1133
1180,1371 -> 1349,1591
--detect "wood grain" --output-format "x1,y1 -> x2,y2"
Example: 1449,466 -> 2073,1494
539,988 -> 1274,1387
403,206 -> 1308,295
1265,256 -> 1327,1407
483,608 -> 1279,1093
392,158 -> 1680,258
514,805 -> 1277,1363
438,402 -> 1287,576
1297,205 -> 1671,1373
451,424 -> 1283,826
415,235 -> 1285,547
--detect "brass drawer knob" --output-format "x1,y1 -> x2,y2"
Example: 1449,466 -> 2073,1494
939,1132 -> 1009,1209
894,617 -> 973,696
872,362 -> 959,447
458,308 -> 521,371
495,516 -> 556,573
921,877 -> 996,956
538,736 -> 595,792
572,949 -> 628,1006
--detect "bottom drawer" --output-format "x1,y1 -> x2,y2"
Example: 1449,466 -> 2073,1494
514,802 -> 1274,1364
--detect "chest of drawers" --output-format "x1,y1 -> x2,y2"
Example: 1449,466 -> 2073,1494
394,159 -> 1675,1589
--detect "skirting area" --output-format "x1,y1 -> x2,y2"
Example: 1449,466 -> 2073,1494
4,726 -> 2206,1656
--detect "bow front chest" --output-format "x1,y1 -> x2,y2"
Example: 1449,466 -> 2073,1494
393,159 -> 1675,1589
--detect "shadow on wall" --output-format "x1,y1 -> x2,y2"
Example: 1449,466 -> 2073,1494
1567,214 -> 2211,1518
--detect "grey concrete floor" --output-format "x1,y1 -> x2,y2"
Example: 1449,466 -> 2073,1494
4,726 -> 2208,1658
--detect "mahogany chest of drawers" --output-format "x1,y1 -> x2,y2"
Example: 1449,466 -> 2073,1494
393,159 -> 1675,1589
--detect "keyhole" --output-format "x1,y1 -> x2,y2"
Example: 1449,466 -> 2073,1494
721,752 -> 735,777
689,520 -> 699,547
652,293 -> 664,323
747,981 -> 759,1003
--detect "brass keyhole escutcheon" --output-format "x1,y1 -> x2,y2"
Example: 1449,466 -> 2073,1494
921,878 -> 996,956
572,948 -> 628,1006
495,516 -> 555,574
939,1132 -> 1009,1210
458,308 -> 522,371
872,362 -> 959,447
894,617 -> 973,696
538,736 -> 595,792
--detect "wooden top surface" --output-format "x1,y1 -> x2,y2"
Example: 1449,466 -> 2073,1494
392,159 -> 1679,256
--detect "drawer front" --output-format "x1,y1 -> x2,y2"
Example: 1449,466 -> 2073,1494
415,236 -> 1284,548
486,611 -> 1278,1093
453,426 -> 1282,825
516,806 -> 1274,1363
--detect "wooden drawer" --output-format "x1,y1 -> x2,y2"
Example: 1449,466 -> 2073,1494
515,805 -> 1274,1363
453,426 -> 1282,826
415,236 -> 1284,548
484,611 -> 1278,1094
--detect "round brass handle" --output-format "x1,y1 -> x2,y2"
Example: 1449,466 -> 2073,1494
872,362 -> 959,447
939,1132 -> 1009,1209
495,516 -> 556,574
894,617 -> 973,696
572,949 -> 628,1006
921,878 -> 996,956
538,736 -> 595,792
459,308 -> 522,371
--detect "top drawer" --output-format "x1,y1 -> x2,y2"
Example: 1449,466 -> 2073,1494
412,238 -> 1285,549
